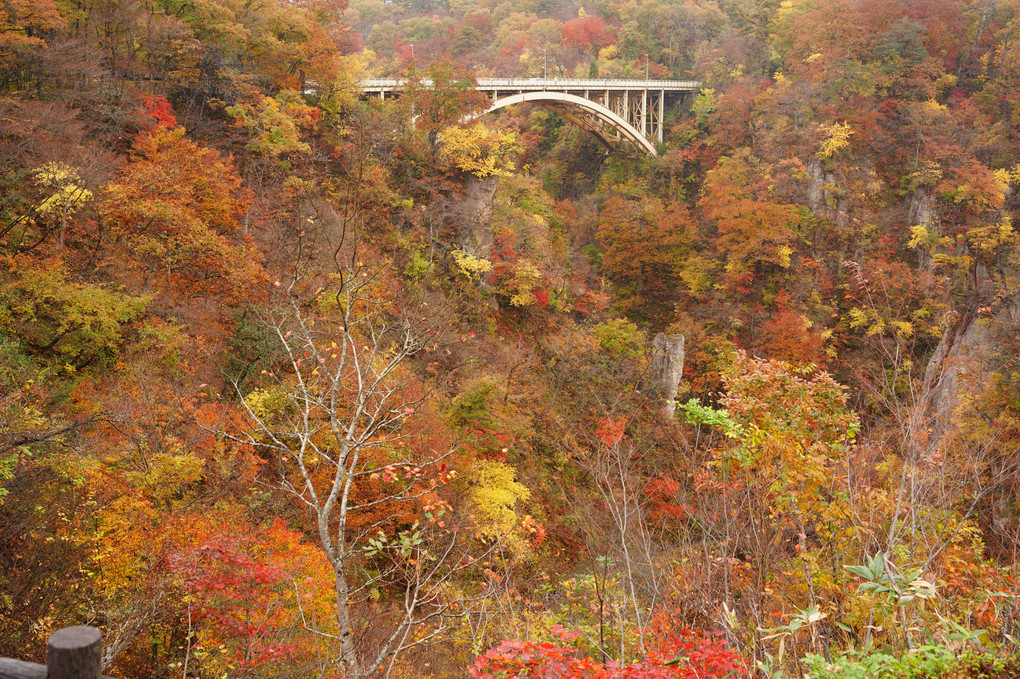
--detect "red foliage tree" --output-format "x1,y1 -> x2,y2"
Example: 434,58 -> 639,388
562,16 -> 617,54
470,626 -> 749,679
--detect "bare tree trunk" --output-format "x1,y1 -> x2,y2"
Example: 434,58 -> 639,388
334,565 -> 362,677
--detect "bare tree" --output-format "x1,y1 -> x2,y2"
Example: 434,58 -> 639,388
573,425 -> 666,660
228,235 -> 498,678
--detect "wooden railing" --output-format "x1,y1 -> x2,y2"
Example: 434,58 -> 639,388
0,626 -> 110,679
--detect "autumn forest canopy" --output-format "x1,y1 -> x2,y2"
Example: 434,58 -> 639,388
2,0 -> 1020,676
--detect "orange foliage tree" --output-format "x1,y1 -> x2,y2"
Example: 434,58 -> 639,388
596,195 -> 692,325
102,125 -> 265,302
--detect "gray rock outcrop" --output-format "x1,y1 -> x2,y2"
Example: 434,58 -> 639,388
922,298 -> 1019,449
649,333 -> 685,417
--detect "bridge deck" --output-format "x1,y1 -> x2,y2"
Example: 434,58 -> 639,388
360,77 -> 701,156
362,77 -> 701,93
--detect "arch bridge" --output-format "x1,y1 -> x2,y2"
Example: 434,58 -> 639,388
361,78 -> 701,157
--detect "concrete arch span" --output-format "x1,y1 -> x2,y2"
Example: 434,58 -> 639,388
485,91 -> 658,157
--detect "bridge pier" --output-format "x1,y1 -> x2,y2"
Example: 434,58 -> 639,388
658,89 -> 664,144
641,90 -> 647,139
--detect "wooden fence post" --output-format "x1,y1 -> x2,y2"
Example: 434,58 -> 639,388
46,627 -> 101,679
0,625 -> 104,679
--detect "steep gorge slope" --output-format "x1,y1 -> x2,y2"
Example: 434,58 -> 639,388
3,0 -> 1020,677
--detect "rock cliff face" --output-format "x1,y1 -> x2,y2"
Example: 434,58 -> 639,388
649,333 -> 685,416
807,159 -> 835,217
423,176 -> 500,260
806,158 -> 851,227
923,300 -> 1019,440
908,189 -> 940,271
452,176 -> 500,257
909,189 -> 939,235
918,179 -> 1017,441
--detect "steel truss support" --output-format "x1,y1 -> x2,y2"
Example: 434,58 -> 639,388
484,91 -> 658,156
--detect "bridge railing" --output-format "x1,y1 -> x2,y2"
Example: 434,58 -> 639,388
476,78 -> 702,89
362,77 -> 702,90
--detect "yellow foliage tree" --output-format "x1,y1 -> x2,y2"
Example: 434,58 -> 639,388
817,121 -> 854,160
227,90 -> 318,159
32,162 -> 93,248
438,123 -> 524,178
468,460 -> 532,550
451,249 -> 493,279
